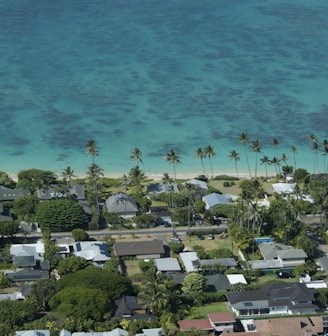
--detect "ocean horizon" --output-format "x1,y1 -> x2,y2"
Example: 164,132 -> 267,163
1,0 -> 327,179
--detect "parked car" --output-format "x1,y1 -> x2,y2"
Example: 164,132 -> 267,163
276,271 -> 293,279
208,234 -> 214,240
164,222 -> 171,227
197,234 -> 205,240
170,236 -> 182,243
195,174 -> 208,182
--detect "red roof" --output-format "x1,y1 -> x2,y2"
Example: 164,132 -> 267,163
178,319 -> 213,331
208,312 -> 235,323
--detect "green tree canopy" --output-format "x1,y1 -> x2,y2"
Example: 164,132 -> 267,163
0,171 -> 16,188
16,169 -> 57,192
36,199 -> 85,232
72,228 -> 89,241
0,221 -> 19,239
49,286 -> 112,321
57,256 -> 89,275
0,299 -> 38,330
11,195 -> 39,221
56,266 -> 132,300
181,273 -> 207,303
30,279 -> 57,311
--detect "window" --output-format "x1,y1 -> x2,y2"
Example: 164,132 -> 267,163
244,302 -> 253,307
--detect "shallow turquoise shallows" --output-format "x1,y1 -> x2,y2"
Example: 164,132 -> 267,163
0,0 -> 327,177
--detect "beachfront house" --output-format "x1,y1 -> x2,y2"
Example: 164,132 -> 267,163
202,193 -> 233,210
105,192 -> 139,218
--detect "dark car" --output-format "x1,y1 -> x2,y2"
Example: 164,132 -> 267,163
276,271 -> 293,279
197,234 -> 205,240
195,174 -> 208,182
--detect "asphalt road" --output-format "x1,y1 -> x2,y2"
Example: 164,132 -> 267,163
22,224 -> 228,240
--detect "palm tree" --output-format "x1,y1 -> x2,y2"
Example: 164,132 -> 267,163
87,163 -> 104,229
61,166 -> 76,198
128,165 -> 145,194
130,147 -> 143,167
271,138 -> 279,157
229,150 -> 240,177
86,139 -> 99,163
308,134 -> 319,174
61,166 -> 76,185
195,148 -> 206,175
251,139 -> 262,178
164,150 -> 182,181
290,145 -> 297,170
260,156 -> 270,179
138,269 -> 169,315
238,133 -> 252,178
121,174 -> 130,191
270,156 -> 280,176
204,145 -> 216,178
322,139 -> 328,173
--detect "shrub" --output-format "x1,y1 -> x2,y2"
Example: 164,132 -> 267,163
168,242 -> 184,254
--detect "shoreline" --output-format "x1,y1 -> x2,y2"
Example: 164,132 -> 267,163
6,169 -> 260,183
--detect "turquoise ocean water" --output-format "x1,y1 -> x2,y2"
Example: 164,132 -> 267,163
0,0 -> 327,178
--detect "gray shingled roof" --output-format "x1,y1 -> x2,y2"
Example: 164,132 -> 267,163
105,192 -> 139,214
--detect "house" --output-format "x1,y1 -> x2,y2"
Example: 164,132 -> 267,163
227,316 -> 327,336
194,257 -> 238,271
105,192 -> 139,218
36,184 -> 86,200
6,269 -> 49,282
182,179 -> 208,190
10,241 -> 46,268
135,328 -> 164,336
226,282 -> 318,317
179,252 -> 198,273
272,182 -> 296,195
114,295 -> 157,321
258,242 -> 307,267
154,257 -> 181,272
57,240 -> 111,264
0,186 -> 30,201
146,181 -> 179,196
148,206 -> 172,224
114,240 -> 165,259
15,330 -> 50,336
202,193 -> 232,210
71,329 -> 129,336
300,273 -> 328,289
0,203 -> 13,221
178,312 -> 235,333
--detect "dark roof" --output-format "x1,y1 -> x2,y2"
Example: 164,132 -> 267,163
0,187 -> 30,201
114,295 -> 143,317
114,240 -> 164,257
226,289 -> 265,304
13,255 -> 36,267
7,269 -> 49,281
262,283 -> 316,310
205,274 -> 231,292
226,283 -> 317,310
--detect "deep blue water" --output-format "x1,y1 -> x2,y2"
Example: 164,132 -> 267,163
0,0 -> 327,178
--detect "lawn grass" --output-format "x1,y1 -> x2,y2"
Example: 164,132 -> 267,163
178,234 -> 235,256
123,259 -> 142,277
194,302 -> 229,317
